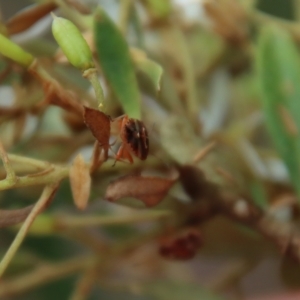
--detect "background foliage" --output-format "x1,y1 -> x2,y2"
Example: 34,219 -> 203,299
1,0 -> 300,299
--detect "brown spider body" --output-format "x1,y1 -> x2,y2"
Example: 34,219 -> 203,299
115,115 -> 149,164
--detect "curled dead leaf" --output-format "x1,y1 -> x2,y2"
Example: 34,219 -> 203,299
0,205 -> 34,228
83,106 -> 111,159
70,154 -> 91,210
6,3 -> 57,35
105,173 -> 177,207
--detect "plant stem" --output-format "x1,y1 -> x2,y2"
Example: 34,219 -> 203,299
0,256 -> 95,298
0,141 -> 17,184
70,267 -> 98,300
59,210 -> 174,228
8,154 -> 51,170
172,26 -> 199,128
83,68 -> 105,110
119,0 -> 132,36
0,183 -> 59,278
0,166 -> 68,191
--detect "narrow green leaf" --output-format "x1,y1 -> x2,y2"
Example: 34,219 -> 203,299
136,58 -> 163,91
94,8 -> 141,119
257,25 -> 300,198
131,48 -> 163,91
0,34 -> 33,67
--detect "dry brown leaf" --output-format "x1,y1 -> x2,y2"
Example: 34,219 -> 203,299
83,106 -> 111,159
6,2 -> 57,35
70,154 -> 91,210
0,205 -> 34,228
105,174 -> 177,207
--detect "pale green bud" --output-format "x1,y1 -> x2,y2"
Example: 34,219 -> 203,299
52,15 -> 94,70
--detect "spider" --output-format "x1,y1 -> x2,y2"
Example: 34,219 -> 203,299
113,115 -> 149,164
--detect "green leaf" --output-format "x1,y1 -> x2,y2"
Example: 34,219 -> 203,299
94,8 -> 141,119
131,48 -> 163,91
0,34 -> 33,67
136,58 -> 163,91
145,281 -> 224,300
257,25 -> 300,198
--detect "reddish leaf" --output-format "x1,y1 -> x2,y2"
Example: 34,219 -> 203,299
83,106 -> 111,159
159,227 -> 202,260
0,205 -> 33,228
70,154 -> 91,210
105,174 -> 176,207
6,3 -> 57,35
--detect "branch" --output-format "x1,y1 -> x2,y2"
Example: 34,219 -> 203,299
0,140 -> 17,183
179,165 -> 300,264
0,183 -> 59,278
70,267 -> 98,300
0,165 -> 68,191
0,256 -> 95,298
59,210 -> 174,228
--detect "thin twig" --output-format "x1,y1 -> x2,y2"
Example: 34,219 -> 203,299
82,68 -> 105,110
193,141 -> 217,164
70,267 -> 98,300
119,0 -> 132,36
0,256 -> 95,298
8,154 -> 51,171
0,140 -> 17,183
0,166 -> 68,191
172,26 -> 199,127
0,183 -> 59,278
59,210 -> 174,228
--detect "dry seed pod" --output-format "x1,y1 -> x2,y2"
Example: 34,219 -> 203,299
69,154 -> 91,210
